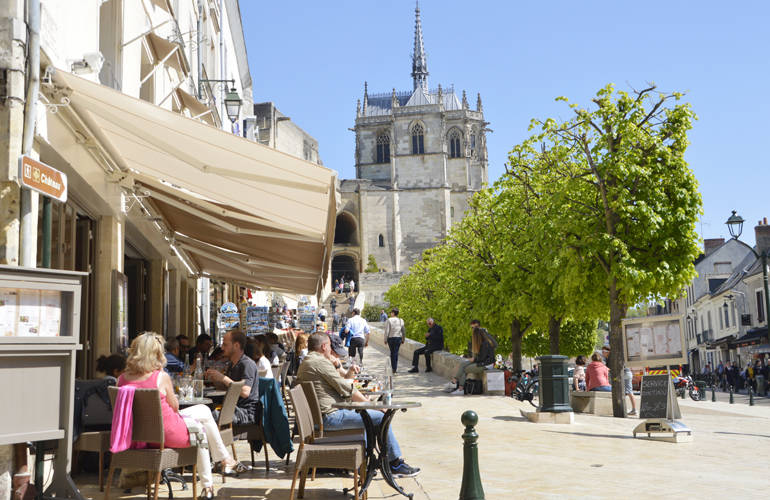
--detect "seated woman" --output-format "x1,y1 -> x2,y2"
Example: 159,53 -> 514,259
96,353 -> 126,381
573,355 -> 587,391
246,336 -> 274,379
586,352 -> 611,392
118,332 -> 245,499
448,327 -> 495,394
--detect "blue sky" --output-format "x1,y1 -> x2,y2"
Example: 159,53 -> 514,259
240,0 -> 769,246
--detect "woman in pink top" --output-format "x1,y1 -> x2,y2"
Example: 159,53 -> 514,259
119,333 -> 243,499
585,352 -> 611,392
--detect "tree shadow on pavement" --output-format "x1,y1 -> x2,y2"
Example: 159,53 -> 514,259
713,431 -> 770,439
216,486 -> 342,499
492,415 -> 528,422
544,431 -> 635,440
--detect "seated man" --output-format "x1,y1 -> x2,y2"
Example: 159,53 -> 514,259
408,318 -> 444,373
297,334 -> 420,478
206,329 -> 260,426
164,337 -> 185,374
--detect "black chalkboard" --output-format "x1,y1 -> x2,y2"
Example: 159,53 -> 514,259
639,375 -> 670,419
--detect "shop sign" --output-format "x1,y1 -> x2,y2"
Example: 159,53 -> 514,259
18,155 -> 68,202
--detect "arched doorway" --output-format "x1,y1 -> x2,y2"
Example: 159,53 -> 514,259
334,212 -> 358,245
331,254 -> 359,289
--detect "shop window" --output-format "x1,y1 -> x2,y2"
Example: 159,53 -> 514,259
376,134 -> 390,163
378,234 -> 384,247
411,123 -> 424,154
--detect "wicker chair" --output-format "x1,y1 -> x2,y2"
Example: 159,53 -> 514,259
105,387 -> 199,500
73,431 -> 110,491
299,382 -> 364,441
232,406 -> 270,473
287,386 -> 365,500
215,380 -> 245,482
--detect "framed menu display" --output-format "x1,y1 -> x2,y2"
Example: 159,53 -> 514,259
0,288 -> 64,337
622,314 -> 686,368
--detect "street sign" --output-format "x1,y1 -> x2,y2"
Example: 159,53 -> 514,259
18,155 -> 68,202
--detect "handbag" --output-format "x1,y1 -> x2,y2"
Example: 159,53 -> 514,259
463,378 -> 483,395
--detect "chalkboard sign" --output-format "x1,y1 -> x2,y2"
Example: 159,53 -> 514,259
639,374 -> 680,419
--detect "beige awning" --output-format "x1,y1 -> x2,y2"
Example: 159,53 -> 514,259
145,32 -> 189,79
175,88 -> 215,125
46,70 -> 337,296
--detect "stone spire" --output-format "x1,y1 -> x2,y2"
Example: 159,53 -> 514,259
462,90 -> 469,110
476,92 -> 483,112
411,1 -> 429,91
362,81 -> 368,115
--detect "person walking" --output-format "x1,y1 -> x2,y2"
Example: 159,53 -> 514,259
348,294 -> 355,309
624,365 -> 637,415
408,318 -> 444,373
330,296 -> 337,314
343,308 -> 370,363
384,308 -> 405,372
379,309 -> 388,322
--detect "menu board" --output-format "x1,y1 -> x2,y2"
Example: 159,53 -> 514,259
639,374 -> 681,419
0,288 -> 62,337
623,315 -> 685,368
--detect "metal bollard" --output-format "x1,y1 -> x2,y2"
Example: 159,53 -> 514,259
729,386 -> 734,404
749,386 -> 754,406
459,410 -> 485,500
712,385 -> 716,402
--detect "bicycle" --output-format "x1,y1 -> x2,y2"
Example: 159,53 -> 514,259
509,369 -> 539,407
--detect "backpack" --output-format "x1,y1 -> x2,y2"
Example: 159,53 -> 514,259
463,378 -> 483,395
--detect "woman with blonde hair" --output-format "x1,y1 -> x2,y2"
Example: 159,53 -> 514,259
447,327 -> 495,394
118,332 -> 244,499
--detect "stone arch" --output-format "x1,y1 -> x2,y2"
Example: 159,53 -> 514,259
334,211 -> 359,245
331,253 -> 359,288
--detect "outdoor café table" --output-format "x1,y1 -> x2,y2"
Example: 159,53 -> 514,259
177,397 -> 214,409
204,388 -> 226,402
331,400 -> 421,499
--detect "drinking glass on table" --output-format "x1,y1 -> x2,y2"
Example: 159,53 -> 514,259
193,379 -> 204,399
179,375 -> 192,401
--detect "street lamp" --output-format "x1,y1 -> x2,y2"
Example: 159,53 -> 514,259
726,210 -> 745,239
726,211 -> 770,348
198,78 -> 243,123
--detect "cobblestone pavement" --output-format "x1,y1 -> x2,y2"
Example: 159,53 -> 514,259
73,343 -> 770,499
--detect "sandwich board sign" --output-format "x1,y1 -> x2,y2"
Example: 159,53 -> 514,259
18,155 -> 68,203
623,314 -> 691,442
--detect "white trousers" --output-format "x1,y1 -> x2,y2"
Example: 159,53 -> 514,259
179,404 -> 231,488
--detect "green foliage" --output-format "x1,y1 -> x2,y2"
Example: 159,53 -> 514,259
522,320 -> 599,357
361,303 -> 386,322
364,254 -> 379,273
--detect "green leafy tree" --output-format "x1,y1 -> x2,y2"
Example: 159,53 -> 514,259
526,84 -> 702,416
522,319 -> 598,358
364,254 -> 379,273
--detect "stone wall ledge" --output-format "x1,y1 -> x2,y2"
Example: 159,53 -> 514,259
368,323 -> 465,379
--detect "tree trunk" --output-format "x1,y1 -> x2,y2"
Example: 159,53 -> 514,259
510,319 -> 525,372
548,316 -> 561,355
609,277 -> 628,417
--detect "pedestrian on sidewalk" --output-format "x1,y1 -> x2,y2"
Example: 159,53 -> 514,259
343,308 -> 370,363
379,309 -> 388,322
384,308 -> 405,372
330,296 -> 337,314
624,365 -> 637,415
408,318 -> 444,373
348,294 -> 355,309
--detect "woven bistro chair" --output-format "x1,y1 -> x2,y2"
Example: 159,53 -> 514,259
288,386 -> 365,500
73,431 -> 110,491
232,405 -> 271,473
105,387 -> 199,500
215,380 -> 244,482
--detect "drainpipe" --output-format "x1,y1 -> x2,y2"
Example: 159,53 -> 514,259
218,0 -> 224,130
196,0 -> 203,98
19,0 -> 40,268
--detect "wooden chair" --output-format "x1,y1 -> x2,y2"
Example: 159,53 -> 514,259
73,431 -> 110,491
105,387 -> 198,500
215,380 -> 245,482
288,386 -> 365,500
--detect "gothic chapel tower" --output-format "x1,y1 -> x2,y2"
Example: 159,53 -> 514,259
332,2 -> 488,287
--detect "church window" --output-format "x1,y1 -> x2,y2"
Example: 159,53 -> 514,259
470,134 -> 476,154
376,134 -> 390,163
450,206 -> 455,218
411,123 -> 425,154
378,234 -> 385,247
448,129 -> 462,158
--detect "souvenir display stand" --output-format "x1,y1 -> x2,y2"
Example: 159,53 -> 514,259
0,265 -> 87,499
246,306 -> 270,335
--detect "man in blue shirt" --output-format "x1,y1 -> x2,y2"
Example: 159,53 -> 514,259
344,308 -> 370,363
164,337 -> 185,374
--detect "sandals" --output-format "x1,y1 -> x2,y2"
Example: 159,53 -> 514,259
199,486 -> 215,499
222,461 -> 251,476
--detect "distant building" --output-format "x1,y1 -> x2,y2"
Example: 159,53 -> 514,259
250,102 -> 322,165
332,3 -> 489,290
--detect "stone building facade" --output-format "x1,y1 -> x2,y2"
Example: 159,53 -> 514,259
331,3 -> 489,287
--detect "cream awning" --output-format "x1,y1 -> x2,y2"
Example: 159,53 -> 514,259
175,88 -> 215,125
145,32 -> 189,79
46,70 -> 337,296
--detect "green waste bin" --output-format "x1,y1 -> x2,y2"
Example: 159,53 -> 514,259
538,355 -> 572,412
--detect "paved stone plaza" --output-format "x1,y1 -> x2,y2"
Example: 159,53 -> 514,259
74,343 -> 770,499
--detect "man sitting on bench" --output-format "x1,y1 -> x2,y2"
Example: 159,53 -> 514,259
408,318 -> 444,373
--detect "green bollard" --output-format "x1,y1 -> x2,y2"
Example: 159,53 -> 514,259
712,385 -> 716,402
729,386 -> 734,404
459,410 -> 485,500
749,386 -> 754,406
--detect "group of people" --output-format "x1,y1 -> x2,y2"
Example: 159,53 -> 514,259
333,276 -> 356,296
704,358 -> 769,393
572,345 -> 637,415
